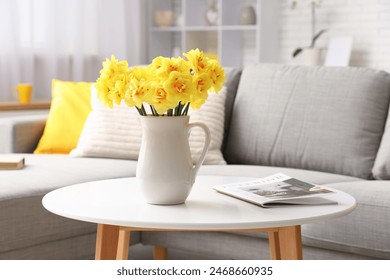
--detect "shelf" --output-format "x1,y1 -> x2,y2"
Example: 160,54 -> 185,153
152,25 -> 256,32
0,100 -> 51,111
185,26 -> 219,31
221,25 -> 257,31
147,0 -> 280,67
151,27 -> 183,32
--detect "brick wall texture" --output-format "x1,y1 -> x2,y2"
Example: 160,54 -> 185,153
280,0 -> 390,71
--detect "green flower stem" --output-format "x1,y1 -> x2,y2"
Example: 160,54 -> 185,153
167,109 -> 173,116
141,104 -> 147,116
183,103 -> 190,116
174,103 -> 179,116
150,105 -> 159,116
176,102 -> 183,116
136,106 -> 143,116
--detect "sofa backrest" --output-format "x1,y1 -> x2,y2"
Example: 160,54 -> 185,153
222,67 -> 242,151
372,106 -> 390,179
224,64 -> 390,179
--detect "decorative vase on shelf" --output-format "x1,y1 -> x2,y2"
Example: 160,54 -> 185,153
239,5 -> 256,25
136,116 -> 210,205
154,10 -> 174,27
205,0 -> 218,26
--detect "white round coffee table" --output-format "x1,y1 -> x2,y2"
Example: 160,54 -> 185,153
42,175 -> 356,260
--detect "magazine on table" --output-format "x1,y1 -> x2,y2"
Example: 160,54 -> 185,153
213,173 -> 337,208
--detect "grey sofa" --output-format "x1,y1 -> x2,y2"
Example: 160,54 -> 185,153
1,64 -> 390,260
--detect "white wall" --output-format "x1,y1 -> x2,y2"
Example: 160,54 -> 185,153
280,0 -> 390,71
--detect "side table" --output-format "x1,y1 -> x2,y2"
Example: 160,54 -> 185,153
42,176 -> 356,260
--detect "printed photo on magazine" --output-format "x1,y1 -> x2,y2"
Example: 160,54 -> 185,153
213,173 -> 337,208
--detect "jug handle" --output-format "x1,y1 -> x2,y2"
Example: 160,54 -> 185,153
187,122 -> 211,180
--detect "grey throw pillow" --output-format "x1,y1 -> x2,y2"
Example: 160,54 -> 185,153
225,64 -> 390,179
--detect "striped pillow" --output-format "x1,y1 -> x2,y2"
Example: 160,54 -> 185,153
70,86 -> 226,165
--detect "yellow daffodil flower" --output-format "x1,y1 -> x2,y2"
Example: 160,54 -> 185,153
96,55 -> 130,107
163,71 -> 195,105
146,84 -> 178,114
207,59 -> 226,93
95,49 -> 225,116
184,48 -> 209,75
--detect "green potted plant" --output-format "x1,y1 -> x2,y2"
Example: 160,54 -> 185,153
291,0 -> 327,65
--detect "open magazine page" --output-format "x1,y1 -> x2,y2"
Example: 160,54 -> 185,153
213,173 -> 336,207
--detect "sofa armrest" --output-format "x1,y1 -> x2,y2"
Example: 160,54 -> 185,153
0,115 -> 47,153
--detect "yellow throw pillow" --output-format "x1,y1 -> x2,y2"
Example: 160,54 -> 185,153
34,80 -> 92,154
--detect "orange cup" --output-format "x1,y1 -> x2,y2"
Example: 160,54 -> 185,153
17,84 -> 32,104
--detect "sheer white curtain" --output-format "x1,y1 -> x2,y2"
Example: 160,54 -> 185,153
0,0 -> 145,100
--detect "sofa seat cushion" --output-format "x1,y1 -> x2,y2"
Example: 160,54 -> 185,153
0,195 -> 141,259
301,180 -> 390,259
227,179 -> 390,259
0,154 -> 137,200
199,164 -> 362,185
0,154 -> 139,257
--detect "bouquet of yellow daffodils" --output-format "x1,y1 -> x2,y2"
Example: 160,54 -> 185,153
95,49 -> 225,116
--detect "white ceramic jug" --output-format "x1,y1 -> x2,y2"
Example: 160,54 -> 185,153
136,116 -> 211,205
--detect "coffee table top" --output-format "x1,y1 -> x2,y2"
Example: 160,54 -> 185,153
42,176 -> 356,230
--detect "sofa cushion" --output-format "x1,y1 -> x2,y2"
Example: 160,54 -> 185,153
225,64 -> 390,179
0,154 -> 139,258
222,67 -> 242,150
0,154 -> 137,201
302,180 -> 390,259
372,109 -> 390,179
0,195 -> 140,259
34,80 -> 92,154
69,91 -> 142,161
215,178 -> 390,260
222,179 -> 390,259
199,164 -> 362,185
0,114 -> 48,153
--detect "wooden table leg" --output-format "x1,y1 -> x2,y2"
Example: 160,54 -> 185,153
268,231 -> 281,260
96,226 -> 302,260
277,225 -> 303,260
95,224 -> 120,260
153,246 -> 168,260
116,228 -> 131,260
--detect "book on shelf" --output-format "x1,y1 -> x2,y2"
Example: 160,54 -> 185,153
0,155 -> 25,170
213,173 -> 337,208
